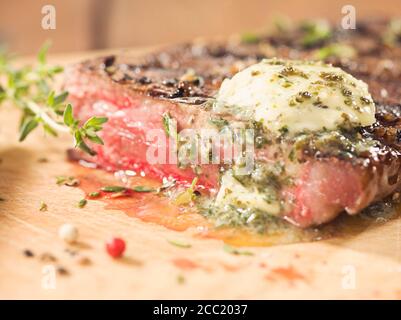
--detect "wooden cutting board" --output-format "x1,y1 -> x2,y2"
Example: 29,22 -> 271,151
0,51 -> 401,300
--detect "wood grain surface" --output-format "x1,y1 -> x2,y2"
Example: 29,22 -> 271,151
0,51 -> 401,300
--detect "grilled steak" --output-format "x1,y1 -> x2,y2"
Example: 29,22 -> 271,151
64,19 -> 401,228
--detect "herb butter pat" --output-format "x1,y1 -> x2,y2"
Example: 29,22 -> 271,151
215,171 -> 280,215
215,59 -> 376,134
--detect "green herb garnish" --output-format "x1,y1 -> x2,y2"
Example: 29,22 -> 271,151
78,199 -> 87,208
100,185 -> 154,193
241,32 -> 260,44
209,117 -> 229,128
278,125 -> 289,136
300,20 -> 331,47
56,176 -> 79,187
167,239 -> 192,249
314,43 -> 356,60
0,43 -> 107,155
162,112 -> 178,140
132,186 -> 155,192
64,105 -> 107,156
223,244 -> 254,256
174,177 -> 199,205
100,186 -> 128,193
88,191 -> 100,198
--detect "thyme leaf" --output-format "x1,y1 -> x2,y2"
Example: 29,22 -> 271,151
19,118 -> 39,142
162,112 -> 178,140
100,186 -> 128,193
132,185 -> 155,192
300,20 -> 331,47
167,239 -> 192,249
101,185 -> 155,193
241,32 -> 260,44
223,244 -> 254,256
0,43 -> 107,155
314,43 -> 356,60
88,191 -> 100,198
56,176 -> 79,187
78,199 -> 87,208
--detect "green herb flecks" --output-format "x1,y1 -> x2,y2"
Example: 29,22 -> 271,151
167,239 -> 192,249
101,185 -> 155,193
208,117 -> 229,129
88,191 -> 100,198
278,125 -> 289,136
162,112 -> 178,140
314,43 -> 356,60
0,43 -> 107,155
241,32 -> 260,44
223,244 -> 254,256
56,176 -> 80,187
300,20 -> 331,47
78,199 -> 87,208
174,177 -> 199,205
100,186 -> 128,193
64,104 -> 107,156
132,185 -> 155,192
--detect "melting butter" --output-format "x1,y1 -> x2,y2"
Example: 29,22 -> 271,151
215,171 -> 280,215
215,59 -> 376,134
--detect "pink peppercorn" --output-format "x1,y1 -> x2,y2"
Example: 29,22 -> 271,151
106,237 -> 126,258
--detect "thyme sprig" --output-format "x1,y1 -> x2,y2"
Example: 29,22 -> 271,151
0,43 -> 107,155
